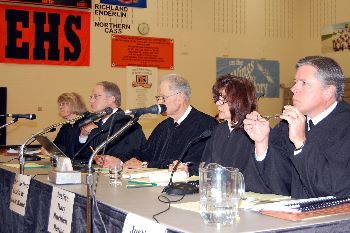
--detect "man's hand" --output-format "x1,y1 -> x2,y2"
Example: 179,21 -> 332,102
124,158 -> 143,169
168,160 -> 189,174
80,122 -> 98,137
95,154 -> 122,168
280,105 -> 306,149
243,111 -> 270,157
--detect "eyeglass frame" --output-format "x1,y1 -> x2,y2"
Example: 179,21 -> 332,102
89,94 -> 111,101
212,95 -> 227,105
155,92 -> 180,102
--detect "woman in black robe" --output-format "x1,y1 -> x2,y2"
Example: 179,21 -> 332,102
202,74 -> 272,194
202,74 -> 256,172
41,92 -> 88,159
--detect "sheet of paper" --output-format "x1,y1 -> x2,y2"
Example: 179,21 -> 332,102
171,192 -> 291,213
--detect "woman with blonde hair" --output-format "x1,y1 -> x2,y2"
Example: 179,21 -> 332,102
42,92 -> 88,159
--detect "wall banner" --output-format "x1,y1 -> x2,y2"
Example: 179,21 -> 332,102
126,66 -> 158,119
0,4 -> 90,66
0,0 -> 91,9
217,58 -> 280,98
111,35 -> 173,69
100,0 -> 146,8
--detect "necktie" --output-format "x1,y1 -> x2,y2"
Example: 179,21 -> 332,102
308,120 -> 314,131
174,122 -> 179,128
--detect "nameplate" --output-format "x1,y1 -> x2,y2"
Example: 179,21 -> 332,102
48,187 -> 75,233
9,174 -> 31,216
122,213 -> 167,233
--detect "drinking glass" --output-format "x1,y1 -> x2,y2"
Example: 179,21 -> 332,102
108,162 -> 123,186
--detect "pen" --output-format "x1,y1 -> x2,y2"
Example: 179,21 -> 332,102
128,180 -> 157,186
126,184 -> 157,188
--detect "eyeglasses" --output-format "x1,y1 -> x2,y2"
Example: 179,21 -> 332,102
58,102 -> 69,107
89,94 -> 103,101
213,95 -> 227,105
155,92 -> 179,102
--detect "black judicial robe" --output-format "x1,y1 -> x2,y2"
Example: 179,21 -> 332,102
201,122 -> 254,172
53,123 -> 82,159
255,101 -> 350,198
135,107 -> 217,175
82,109 -> 146,162
201,122 -> 276,194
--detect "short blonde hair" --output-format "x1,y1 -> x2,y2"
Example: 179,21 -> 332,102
57,92 -> 87,115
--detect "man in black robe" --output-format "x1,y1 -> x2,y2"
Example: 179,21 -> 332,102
78,81 -> 146,164
244,56 -> 350,198
124,74 -> 217,175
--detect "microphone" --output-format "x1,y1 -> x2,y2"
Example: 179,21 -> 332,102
125,104 -> 167,116
0,114 -> 36,120
163,130 -> 211,196
77,107 -> 113,128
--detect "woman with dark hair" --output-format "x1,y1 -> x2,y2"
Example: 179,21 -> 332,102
201,74 -> 256,171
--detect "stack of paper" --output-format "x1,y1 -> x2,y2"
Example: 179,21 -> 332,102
122,168 -> 168,179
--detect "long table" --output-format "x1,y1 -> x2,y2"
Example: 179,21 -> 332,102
1,154 -> 350,233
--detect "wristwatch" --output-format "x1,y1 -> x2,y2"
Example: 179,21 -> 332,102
141,161 -> 148,168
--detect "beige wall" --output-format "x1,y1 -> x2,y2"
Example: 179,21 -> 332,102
1,0 -> 349,145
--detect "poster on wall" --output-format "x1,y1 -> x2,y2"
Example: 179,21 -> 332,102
217,58 -> 280,98
112,35 -> 173,69
0,4 -> 90,66
321,21 -> 350,53
0,0 -> 91,9
100,0 -> 146,8
126,66 -> 158,118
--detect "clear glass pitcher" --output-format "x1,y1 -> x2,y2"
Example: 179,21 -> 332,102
199,163 -> 245,225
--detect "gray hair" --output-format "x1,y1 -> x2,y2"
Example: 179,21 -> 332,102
296,56 -> 345,101
96,81 -> 121,106
160,74 -> 191,101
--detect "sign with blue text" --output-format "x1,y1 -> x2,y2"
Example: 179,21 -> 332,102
100,0 -> 146,8
216,58 -> 280,97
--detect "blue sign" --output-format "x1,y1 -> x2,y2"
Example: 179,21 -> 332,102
216,58 -> 280,98
100,0 -> 146,8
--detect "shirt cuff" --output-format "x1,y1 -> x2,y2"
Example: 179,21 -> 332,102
79,135 -> 88,143
293,148 -> 303,155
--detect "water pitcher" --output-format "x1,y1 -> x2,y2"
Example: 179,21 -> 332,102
199,163 -> 245,225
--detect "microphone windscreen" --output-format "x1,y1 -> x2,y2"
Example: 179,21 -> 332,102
159,104 -> 167,113
104,107 -> 113,114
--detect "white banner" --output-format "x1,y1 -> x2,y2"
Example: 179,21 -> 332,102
10,174 -> 31,216
48,187 -> 75,233
122,213 -> 167,233
126,66 -> 158,118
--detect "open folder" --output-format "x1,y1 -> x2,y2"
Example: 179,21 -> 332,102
35,135 -> 67,157
35,135 -> 88,171
252,196 -> 350,221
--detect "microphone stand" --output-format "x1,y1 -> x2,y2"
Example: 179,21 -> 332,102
86,116 -> 140,233
19,115 -> 85,175
0,118 -> 18,130
162,130 -> 211,195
